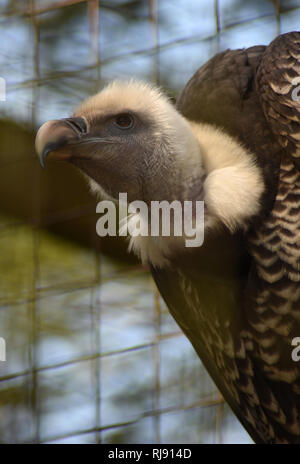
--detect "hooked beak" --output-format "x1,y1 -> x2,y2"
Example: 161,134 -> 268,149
35,117 -> 88,168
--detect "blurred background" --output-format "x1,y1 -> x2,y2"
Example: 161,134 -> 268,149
0,0 -> 300,444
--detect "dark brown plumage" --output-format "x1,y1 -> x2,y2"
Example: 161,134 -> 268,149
152,32 -> 300,443
35,31 -> 300,443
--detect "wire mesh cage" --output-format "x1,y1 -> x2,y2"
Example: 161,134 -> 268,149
1,0 -> 300,444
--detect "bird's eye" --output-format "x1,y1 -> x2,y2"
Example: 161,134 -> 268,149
115,113 -> 134,129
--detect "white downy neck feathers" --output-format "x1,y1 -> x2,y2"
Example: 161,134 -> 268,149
79,81 -> 264,268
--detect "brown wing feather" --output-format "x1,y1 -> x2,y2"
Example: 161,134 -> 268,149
152,32 -> 300,443
239,32 -> 300,442
256,31 -> 300,162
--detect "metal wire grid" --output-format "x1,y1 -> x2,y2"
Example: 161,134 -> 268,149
6,0 -> 300,94
1,0 -> 300,444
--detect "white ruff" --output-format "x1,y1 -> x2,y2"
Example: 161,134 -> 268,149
78,81 -> 264,268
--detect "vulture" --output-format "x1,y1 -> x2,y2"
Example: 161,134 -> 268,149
35,31 -> 300,444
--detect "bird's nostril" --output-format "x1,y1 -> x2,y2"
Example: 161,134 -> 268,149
64,117 -> 87,135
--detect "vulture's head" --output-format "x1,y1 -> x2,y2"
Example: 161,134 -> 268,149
36,81 -> 203,204
36,80 -> 264,265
